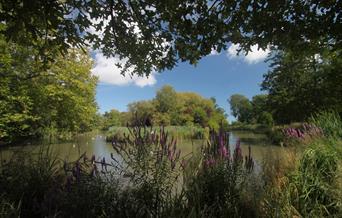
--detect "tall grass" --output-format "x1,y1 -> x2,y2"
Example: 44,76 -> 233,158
309,110 -> 342,140
260,137 -> 342,217
0,146 -> 63,217
106,126 -> 205,142
293,142 -> 341,216
0,197 -> 21,218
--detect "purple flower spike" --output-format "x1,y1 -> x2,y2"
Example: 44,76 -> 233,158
204,159 -> 210,168
219,145 -> 228,158
236,139 -> 241,149
209,158 -> 215,166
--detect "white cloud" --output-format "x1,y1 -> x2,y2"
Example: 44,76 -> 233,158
91,52 -> 156,87
87,16 -> 157,87
209,48 -> 219,56
227,43 -> 270,64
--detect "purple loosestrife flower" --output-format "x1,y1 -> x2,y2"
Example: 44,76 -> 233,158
219,145 -> 228,158
203,157 -> 216,168
204,159 -> 210,168
209,157 -> 216,166
233,139 -> 243,163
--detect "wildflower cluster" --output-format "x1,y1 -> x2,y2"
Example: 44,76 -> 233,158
110,126 -> 183,180
184,128 -> 256,217
203,128 -> 254,171
282,123 -> 323,144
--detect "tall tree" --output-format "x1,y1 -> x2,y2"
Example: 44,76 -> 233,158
261,49 -> 342,124
155,85 -> 177,113
228,94 -> 253,123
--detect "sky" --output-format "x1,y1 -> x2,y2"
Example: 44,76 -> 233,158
92,44 -> 270,122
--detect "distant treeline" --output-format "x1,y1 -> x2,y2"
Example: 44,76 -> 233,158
101,85 -> 228,131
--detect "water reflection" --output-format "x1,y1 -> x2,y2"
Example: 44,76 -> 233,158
0,130 -> 283,167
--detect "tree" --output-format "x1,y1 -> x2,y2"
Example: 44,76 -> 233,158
258,112 -> 274,127
228,94 -> 253,123
152,113 -> 171,126
251,94 -> 269,123
0,31 -> 40,143
155,85 -> 177,113
1,1 -> 339,76
120,86 -> 228,129
127,100 -> 155,126
261,49 -> 342,124
102,109 -> 122,130
0,33 -> 98,143
36,49 -> 98,134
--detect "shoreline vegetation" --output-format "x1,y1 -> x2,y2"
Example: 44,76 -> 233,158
105,126 -> 207,143
1,111 -> 341,217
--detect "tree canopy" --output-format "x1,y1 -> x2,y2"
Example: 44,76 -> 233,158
0,33 -> 98,144
229,94 -> 252,123
262,49 -> 342,124
102,85 -> 228,130
1,0 -> 340,76
228,94 -> 274,126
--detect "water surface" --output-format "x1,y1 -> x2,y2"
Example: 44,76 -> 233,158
0,130 -> 283,166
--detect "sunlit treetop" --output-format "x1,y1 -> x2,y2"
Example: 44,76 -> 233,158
1,0 -> 340,76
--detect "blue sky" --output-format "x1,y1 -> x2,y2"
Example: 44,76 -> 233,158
92,44 -> 270,122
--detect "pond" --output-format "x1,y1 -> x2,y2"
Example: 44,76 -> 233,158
0,130 -> 284,167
